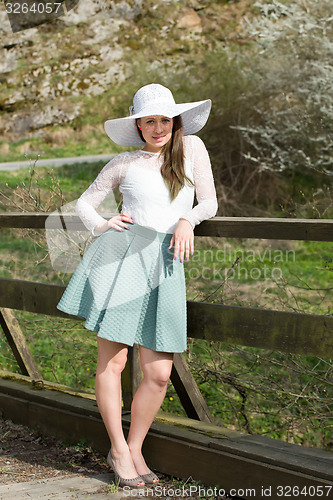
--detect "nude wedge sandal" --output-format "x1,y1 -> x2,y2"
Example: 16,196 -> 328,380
107,451 -> 145,488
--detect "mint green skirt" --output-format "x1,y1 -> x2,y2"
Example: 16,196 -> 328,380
57,223 -> 187,353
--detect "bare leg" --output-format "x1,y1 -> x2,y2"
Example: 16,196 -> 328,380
95,336 -> 143,483
127,346 -> 173,477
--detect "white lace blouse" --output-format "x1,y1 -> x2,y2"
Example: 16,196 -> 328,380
76,135 -> 218,235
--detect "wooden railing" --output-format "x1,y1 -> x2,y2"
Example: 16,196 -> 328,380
1,212 -> 332,240
1,213 -> 332,409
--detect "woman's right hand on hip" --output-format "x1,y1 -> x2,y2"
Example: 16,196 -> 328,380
93,213 -> 134,234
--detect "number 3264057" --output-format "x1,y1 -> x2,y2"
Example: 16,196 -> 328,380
5,2 -> 62,14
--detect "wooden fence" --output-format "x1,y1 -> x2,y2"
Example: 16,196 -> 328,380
0,213 -> 332,494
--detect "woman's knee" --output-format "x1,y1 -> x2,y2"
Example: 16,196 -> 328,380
144,364 -> 172,388
110,353 -> 128,374
139,346 -> 173,388
97,339 -> 128,375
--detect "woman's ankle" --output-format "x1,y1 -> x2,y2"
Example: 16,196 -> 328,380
127,443 -> 142,456
110,443 -> 131,458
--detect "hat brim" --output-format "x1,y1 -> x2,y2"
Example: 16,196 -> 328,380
104,99 -> 212,146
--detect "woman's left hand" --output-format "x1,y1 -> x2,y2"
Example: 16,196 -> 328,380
169,218 -> 194,262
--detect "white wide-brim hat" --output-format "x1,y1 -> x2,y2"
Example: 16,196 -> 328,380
104,83 -> 212,147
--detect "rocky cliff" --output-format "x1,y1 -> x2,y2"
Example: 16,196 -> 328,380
0,0 -> 251,160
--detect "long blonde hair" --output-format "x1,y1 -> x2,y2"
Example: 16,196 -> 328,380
137,115 -> 194,201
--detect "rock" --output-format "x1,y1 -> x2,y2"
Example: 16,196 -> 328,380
99,44 -> 124,62
9,103 -> 81,134
105,0 -> 143,20
0,9 -> 12,33
0,0 -> 247,145
0,142 -> 10,156
62,0 -> 143,23
0,50 -> 17,73
85,19 -> 122,45
177,8 -> 202,31
0,89 -> 26,110
61,0 -> 103,25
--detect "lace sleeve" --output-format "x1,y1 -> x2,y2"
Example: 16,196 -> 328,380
75,154 -> 127,234
180,135 -> 218,228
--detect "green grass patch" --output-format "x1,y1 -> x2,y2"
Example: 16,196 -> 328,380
3,311 -> 97,391
180,339 -> 332,450
184,238 -> 332,315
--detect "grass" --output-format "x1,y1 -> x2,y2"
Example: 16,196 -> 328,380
0,311 -> 97,390
184,237 -> 332,315
183,340 -> 332,449
0,131 -> 117,163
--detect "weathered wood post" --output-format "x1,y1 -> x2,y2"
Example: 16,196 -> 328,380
0,308 -> 42,380
121,344 -> 142,411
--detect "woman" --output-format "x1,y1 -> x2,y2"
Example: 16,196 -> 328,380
57,83 -> 218,487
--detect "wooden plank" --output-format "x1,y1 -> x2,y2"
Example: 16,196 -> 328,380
1,213 -> 333,241
0,376 -> 332,491
143,432 -> 333,493
0,212 -> 85,231
195,216 -> 333,242
0,308 -> 42,379
0,278 -> 332,356
0,370 -> 98,415
187,301 -> 333,357
0,369 -> 95,400
171,353 -> 213,423
0,278 -> 68,317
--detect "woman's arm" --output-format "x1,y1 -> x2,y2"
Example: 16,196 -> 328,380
180,135 -> 218,228
76,155 -> 130,235
169,135 -> 218,262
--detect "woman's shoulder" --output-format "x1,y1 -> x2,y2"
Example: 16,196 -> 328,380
102,150 -> 140,169
183,134 -> 207,147
112,150 -> 140,161
183,134 -> 207,155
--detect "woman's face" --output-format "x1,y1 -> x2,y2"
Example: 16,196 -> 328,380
137,115 -> 173,152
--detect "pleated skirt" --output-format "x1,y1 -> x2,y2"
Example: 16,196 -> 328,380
57,223 -> 187,353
